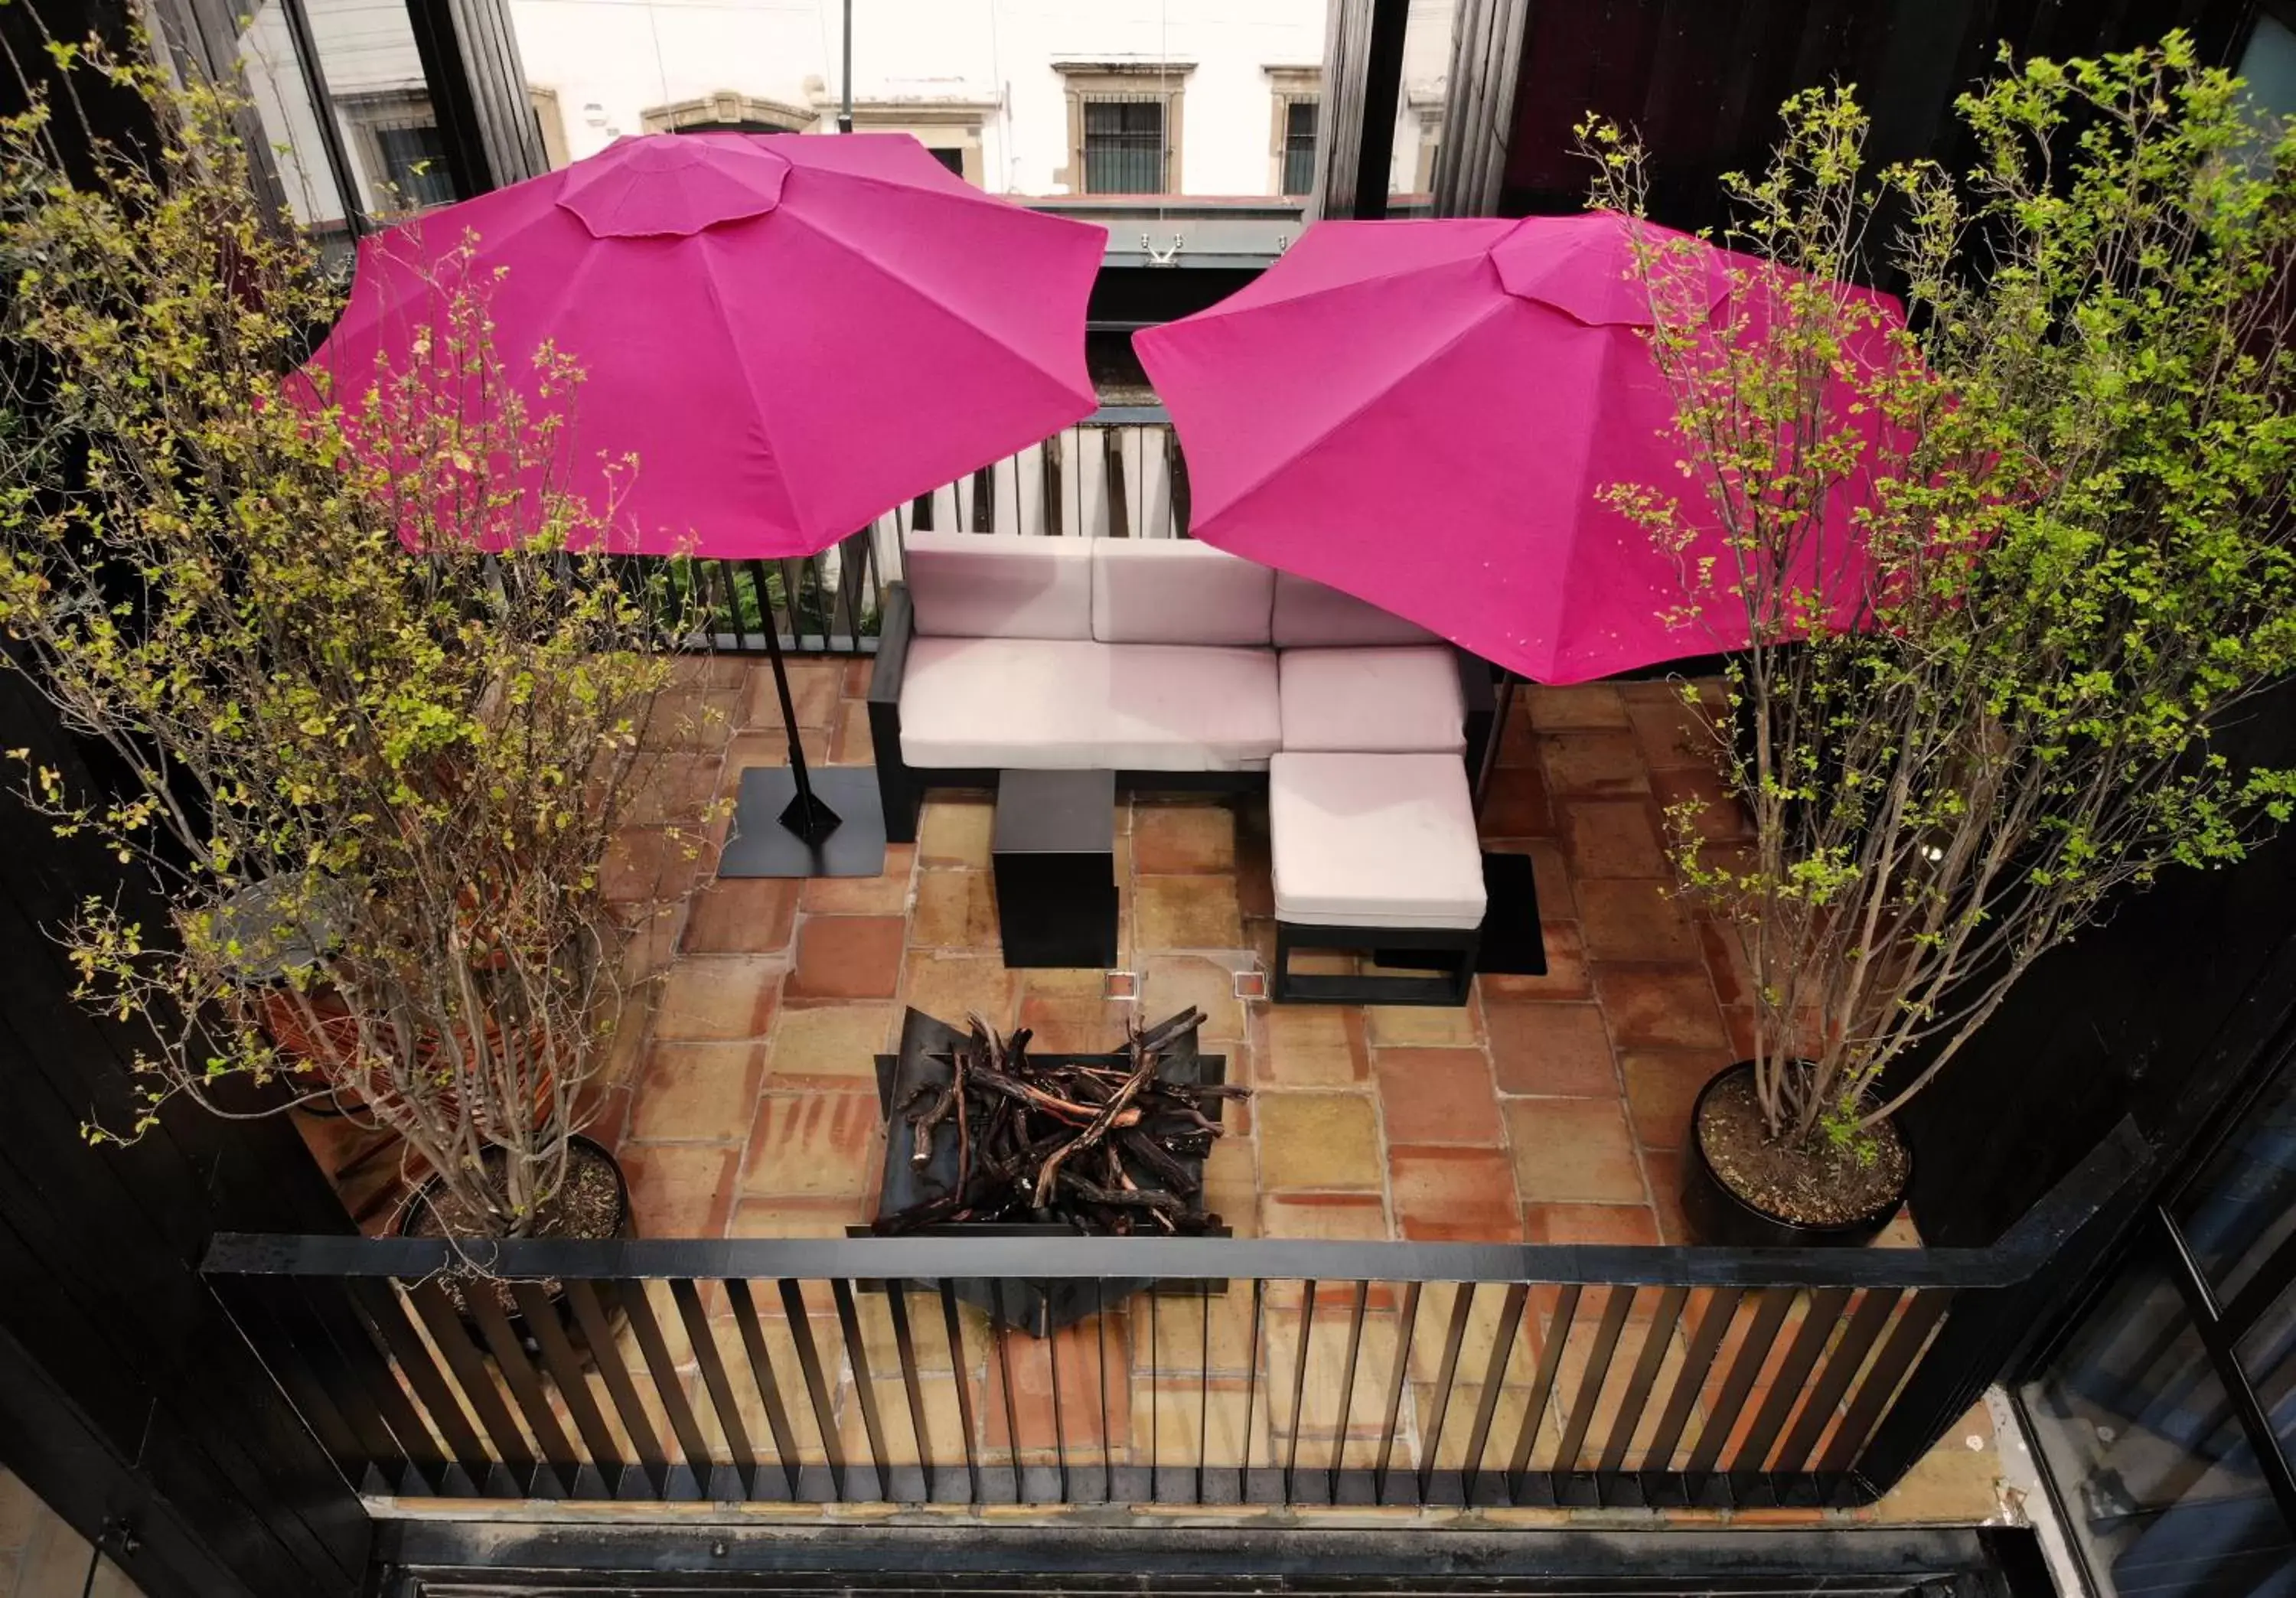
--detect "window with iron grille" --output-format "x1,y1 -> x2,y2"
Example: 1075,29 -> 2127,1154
373,122 -> 455,209
1282,99 -> 1319,195
1082,95 -> 1166,194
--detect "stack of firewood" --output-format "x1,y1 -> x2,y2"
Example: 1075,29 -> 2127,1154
872,1007 -> 1246,1234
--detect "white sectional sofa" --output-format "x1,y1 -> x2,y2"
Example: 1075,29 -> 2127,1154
867,533 -> 1497,1001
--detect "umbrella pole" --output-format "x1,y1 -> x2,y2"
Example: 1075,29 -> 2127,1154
765,621 -> 840,843
1473,670 -> 1517,817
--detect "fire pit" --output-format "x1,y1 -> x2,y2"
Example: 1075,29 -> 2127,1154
860,1005 -> 1244,1335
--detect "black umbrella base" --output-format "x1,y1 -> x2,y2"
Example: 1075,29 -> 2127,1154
719,765 -> 888,879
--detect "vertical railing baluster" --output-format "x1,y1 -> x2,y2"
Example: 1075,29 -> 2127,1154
1104,432 -> 1130,538
831,1279 -> 892,1500
344,1279 -> 491,1497
1416,1281 -> 1479,1504
1601,1286 -> 1688,1477
464,1286 -> 582,1498
1044,1284 -> 1070,1504
1096,1281 -> 1113,1505
1459,1281 -> 1528,1505
990,1282 -> 1025,1503
1283,1279 -> 1317,1505
778,1279 -> 849,1500
1735,1287 -> 1852,1485
1166,424 -> 1190,536
1685,1289 -> 1795,1491
1241,1277 -> 1264,1506
1042,430 -> 1063,537
671,1279 -> 757,1500
970,465 -> 992,532
1145,1280 -> 1159,1502
614,1280 -> 715,1496
292,1276 -> 448,1496
564,1280 -> 671,1498
1195,1286 -> 1212,1507
724,1280 -> 802,1499
1776,1288 -> 1900,1476
885,1285 -> 934,1499
1329,1280 -> 1370,1505
938,1282 -> 981,1505
1819,1290 -> 1952,1475
507,1281 -> 625,1497
1554,1286 -> 1636,1489
1373,1280 -> 1421,1505
1505,1283 -> 1580,1505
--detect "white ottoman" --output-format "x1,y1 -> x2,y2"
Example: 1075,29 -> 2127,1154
1267,752 -> 1487,1005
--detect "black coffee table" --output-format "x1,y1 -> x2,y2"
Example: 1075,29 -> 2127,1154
991,768 -> 1117,969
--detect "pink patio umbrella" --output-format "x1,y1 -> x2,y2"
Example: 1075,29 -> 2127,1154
1131,210 -> 1900,688
305,132 -> 1104,876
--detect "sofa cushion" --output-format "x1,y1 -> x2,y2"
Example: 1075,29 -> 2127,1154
903,530 -> 1092,640
900,637 -> 1281,771
1091,538 -> 1274,646
1279,646 -> 1466,754
1270,752 -> 1487,929
1271,571 -> 1440,647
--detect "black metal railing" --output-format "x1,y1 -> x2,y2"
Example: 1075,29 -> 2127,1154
649,406 -> 1182,657
203,1124 -> 2145,1512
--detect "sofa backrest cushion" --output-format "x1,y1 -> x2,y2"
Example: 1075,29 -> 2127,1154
903,531 -> 1094,641
1270,570 -> 1440,648
1091,538 -> 1275,647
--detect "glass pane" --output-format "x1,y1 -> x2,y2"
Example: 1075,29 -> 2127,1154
1083,96 -> 1166,194
2174,1060 -> 2296,1306
2026,1252 -> 2296,1598
1282,99 -> 1318,195
1389,0 -> 1459,214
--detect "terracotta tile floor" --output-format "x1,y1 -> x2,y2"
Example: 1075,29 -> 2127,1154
377,654 -> 1999,1524
600,656 -> 1764,1254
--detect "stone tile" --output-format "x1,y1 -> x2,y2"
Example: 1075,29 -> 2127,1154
1590,963 -> 1727,1049
1137,954 -> 1247,1041
631,1041 -> 767,1143
724,725 -> 829,770
1264,1306 -> 1404,1441
1521,1202 -> 1661,1244
0,1468 -> 41,1548
827,697 -> 876,765
763,1001 -> 899,1092
1652,767 -> 1752,841
1132,1376 -> 1268,1468
1256,1006 -> 1368,1088
681,877 -> 799,954
1476,921 -> 1592,1003
1525,684 -> 1632,729
1619,1048 -> 1731,1151
1133,801 -> 1236,873
1016,992 -> 1128,1052
799,845 -> 915,916
745,658 -> 842,730
1136,875 -> 1244,951
1505,1098 -> 1649,1205
1643,1149 -> 1691,1242
1525,837 -> 1577,920
842,657 -> 875,696
641,683 -> 742,750
984,1316 -> 1131,1455
918,796 -> 994,869
655,955 -> 781,1042
623,751 -> 724,827
841,1374 -> 974,1466
1486,1000 -> 1616,1097
1626,690 -> 1719,771
912,868 -> 1000,949
1539,730 -> 1652,797
901,951 -> 1020,1030
1698,918 -> 1756,1010
786,915 -> 905,1000
1389,1146 -> 1521,1241
740,1092 -> 882,1201
1564,801 -> 1671,879
1365,1002 -> 1482,1048
1478,766 -> 1552,837
1201,1135 -> 1261,1236
729,1194 -> 870,1238
1577,878 -> 1699,962
604,825 -> 703,905
621,1143 -> 739,1237
1373,1048 -> 1504,1145
1261,1190 -> 1389,1241
1257,1094 -> 1381,1191
1868,1402 -> 2001,1523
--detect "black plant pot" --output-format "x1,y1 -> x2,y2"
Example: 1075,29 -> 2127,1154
400,1133 -> 632,1355
1680,1062 -> 1910,1248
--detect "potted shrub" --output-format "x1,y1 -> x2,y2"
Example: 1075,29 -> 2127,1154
0,48 -> 713,1253
1583,36 -> 2296,1244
